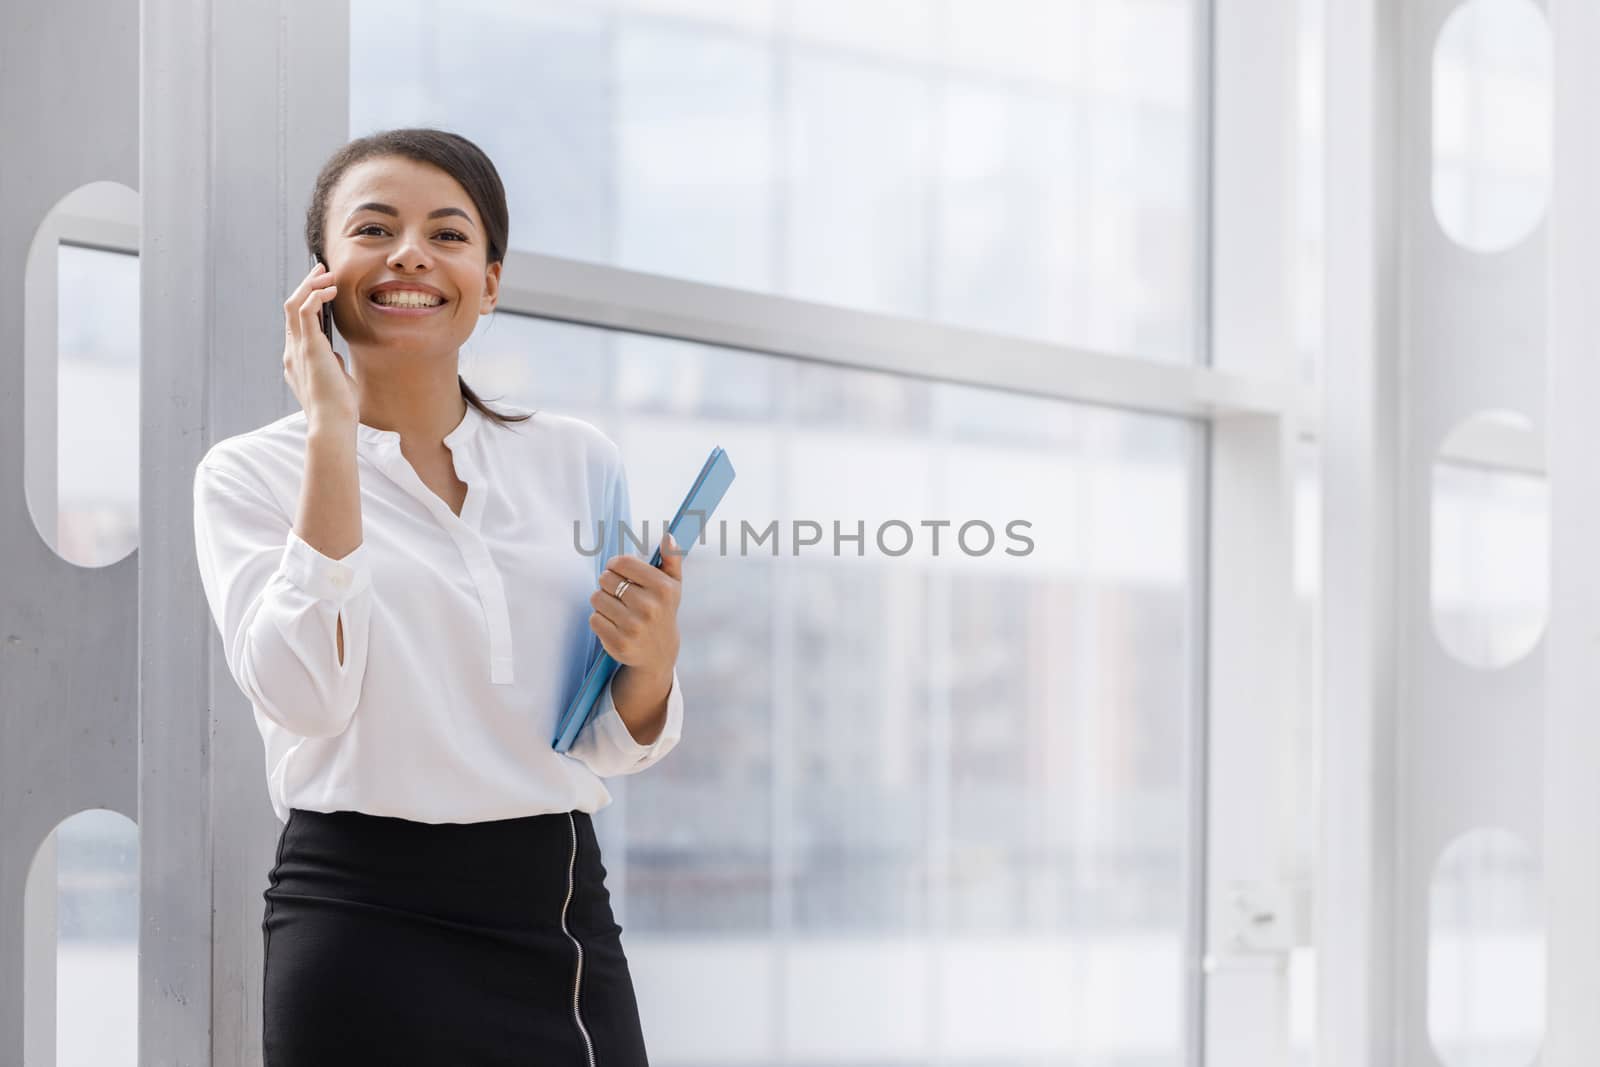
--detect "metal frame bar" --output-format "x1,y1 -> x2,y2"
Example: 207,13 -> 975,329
1188,0 -> 1219,1063
64,215 -> 1535,479
53,177 -> 1313,426
493,251 -> 1306,422
1200,4 -> 1303,1067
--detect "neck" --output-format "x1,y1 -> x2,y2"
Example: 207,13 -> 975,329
349,352 -> 469,447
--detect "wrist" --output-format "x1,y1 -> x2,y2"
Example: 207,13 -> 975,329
624,663 -> 673,687
306,413 -> 357,441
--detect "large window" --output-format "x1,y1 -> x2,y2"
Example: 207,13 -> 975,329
459,315 -> 1200,1063
352,0 -> 1200,363
354,2 -> 1206,1060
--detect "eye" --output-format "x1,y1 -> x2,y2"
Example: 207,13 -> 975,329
354,224 -> 468,242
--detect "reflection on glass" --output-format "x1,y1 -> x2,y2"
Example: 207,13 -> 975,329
1428,829 -> 1545,1067
57,245 -> 140,566
1296,0 -> 1325,388
1431,0 -> 1552,253
52,809 -> 139,1067
1430,412 -> 1548,669
468,313 -> 1199,1064
353,0 -> 1199,362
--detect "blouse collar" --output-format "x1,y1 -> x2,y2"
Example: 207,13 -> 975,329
355,400 -> 481,452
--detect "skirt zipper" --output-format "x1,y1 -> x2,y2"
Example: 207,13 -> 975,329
562,812 -> 597,1067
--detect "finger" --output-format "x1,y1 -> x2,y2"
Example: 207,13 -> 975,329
589,587 -> 631,627
290,271 -> 337,313
606,554 -> 668,588
596,571 -> 625,598
589,611 -> 628,661
286,263 -> 321,307
284,291 -> 303,342
595,581 -> 657,626
658,531 -> 685,580
285,264 -> 332,317
300,285 -> 336,328
603,571 -> 666,621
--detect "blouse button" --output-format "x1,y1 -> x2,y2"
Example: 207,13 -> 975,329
329,571 -> 350,590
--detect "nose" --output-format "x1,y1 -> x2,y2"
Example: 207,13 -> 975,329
387,230 -> 434,272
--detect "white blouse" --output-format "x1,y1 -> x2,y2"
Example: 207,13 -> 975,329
191,399 -> 684,825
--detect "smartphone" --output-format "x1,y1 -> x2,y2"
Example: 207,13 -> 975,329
311,252 -> 335,347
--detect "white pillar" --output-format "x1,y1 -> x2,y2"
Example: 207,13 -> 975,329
139,1 -> 350,1062
1204,0 -> 1303,1063
1322,3 -> 1551,1066
1545,0 -> 1600,1061
1318,0 -> 1402,1062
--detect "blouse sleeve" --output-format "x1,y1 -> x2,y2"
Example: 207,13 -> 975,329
192,459 -> 375,739
565,449 -> 685,777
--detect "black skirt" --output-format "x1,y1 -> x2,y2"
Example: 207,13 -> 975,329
262,807 -> 649,1066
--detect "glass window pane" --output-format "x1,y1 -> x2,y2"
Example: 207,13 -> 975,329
1428,829 -> 1545,1067
56,810 -> 139,1067
1430,412 -> 1549,670
467,312 -> 1200,1062
352,0 -> 1200,362
57,245 -> 140,566
1431,0 -> 1552,253
1296,0 -> 1325,388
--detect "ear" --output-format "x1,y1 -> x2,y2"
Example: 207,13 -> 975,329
480,259 -> 501,315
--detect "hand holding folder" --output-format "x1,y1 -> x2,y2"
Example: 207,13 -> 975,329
553,445 -> 736,752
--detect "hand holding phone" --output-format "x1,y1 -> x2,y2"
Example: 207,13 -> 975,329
282,253 -> 358,428
313,253 -> 335,346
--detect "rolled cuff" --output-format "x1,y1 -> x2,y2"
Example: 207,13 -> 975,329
579,666 -> 684,775
280,529 -> 372,603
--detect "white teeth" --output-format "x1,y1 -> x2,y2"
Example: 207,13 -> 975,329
372,291 -> 443,308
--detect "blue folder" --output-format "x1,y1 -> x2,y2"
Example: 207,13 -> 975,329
552,445 -> 736,752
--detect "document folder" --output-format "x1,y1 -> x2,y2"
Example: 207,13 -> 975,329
552,445 -> 736,752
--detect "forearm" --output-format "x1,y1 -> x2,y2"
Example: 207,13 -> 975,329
295,423 -> 363,664
610,664 -> 673,746
295,423 -> 363,560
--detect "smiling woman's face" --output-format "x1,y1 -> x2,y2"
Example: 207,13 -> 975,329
322,154 -> 500,358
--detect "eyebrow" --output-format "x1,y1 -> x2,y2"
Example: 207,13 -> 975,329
345,202 -> 475,227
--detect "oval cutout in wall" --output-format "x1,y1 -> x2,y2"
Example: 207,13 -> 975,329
1432,0 -> 1552,253
1428,828 -> 1544,1067
24,181 -> 140,568
1431,411 -> 1548,668
25,808 -> 139,1066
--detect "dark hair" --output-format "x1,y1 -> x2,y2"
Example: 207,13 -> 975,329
304,127 -> 532,427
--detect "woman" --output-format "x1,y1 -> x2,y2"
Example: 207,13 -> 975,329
191,128 -> 685,1066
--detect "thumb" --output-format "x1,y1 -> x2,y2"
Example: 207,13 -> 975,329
660,531 -> 684,577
